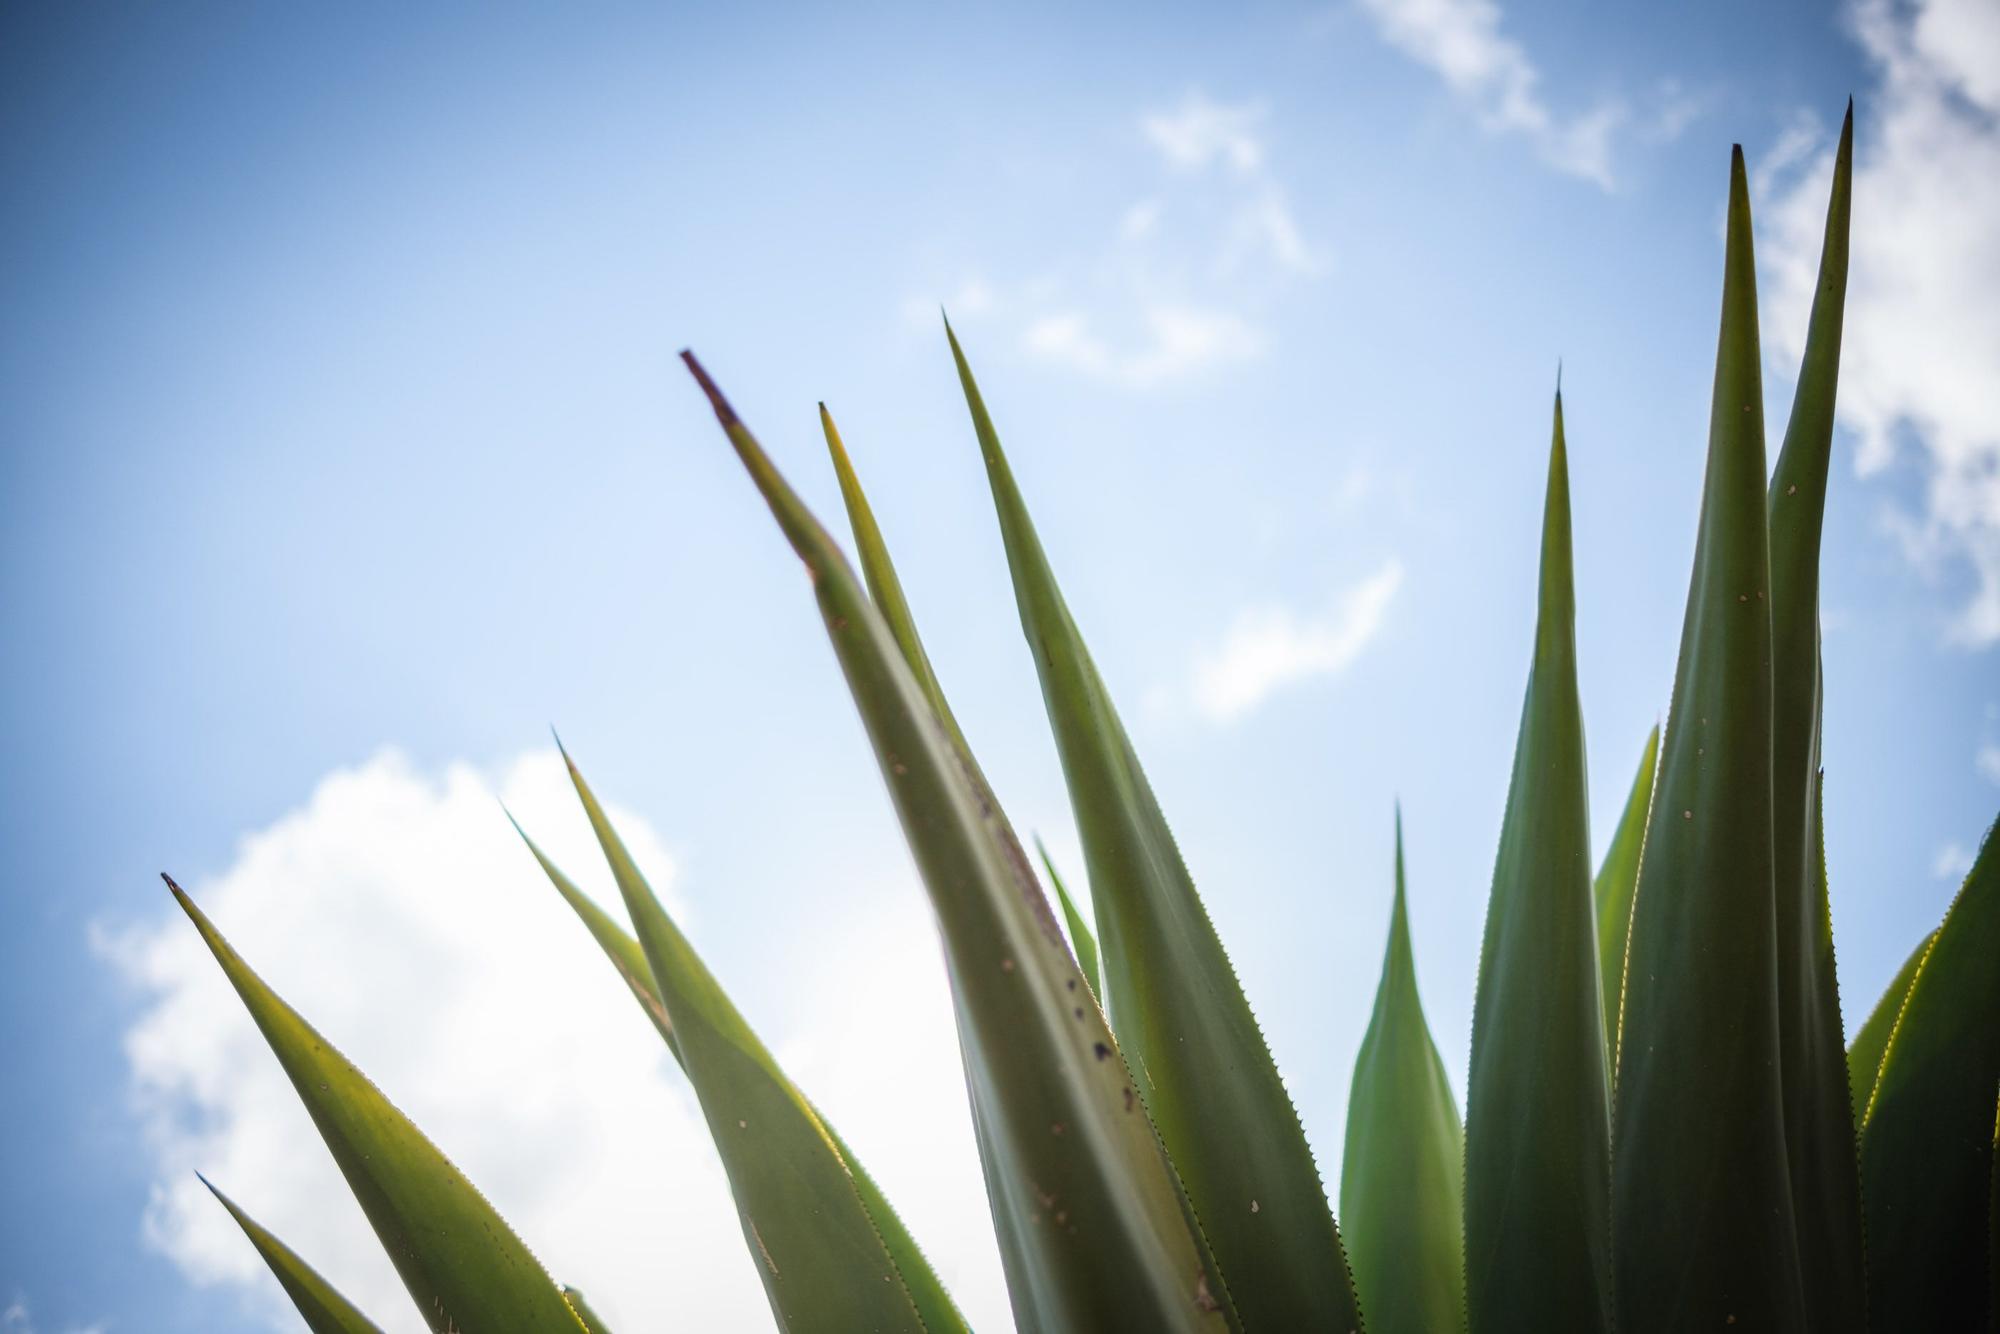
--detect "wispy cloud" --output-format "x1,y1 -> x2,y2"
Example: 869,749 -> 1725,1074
1353,0 -> 1676,189
1,1297 -> 104,1334
1932,841 -> 1974,881
1762,0 -> 2000,646
912,90 -> 1323,387
1190,560 -> 1404,722
96,750 -> 1007,1332
1978,742 -> 2000,784
1141,92 -> 1269,173
1023,304 -> 1264,388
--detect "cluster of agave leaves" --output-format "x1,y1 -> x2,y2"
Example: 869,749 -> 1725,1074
167,110 -> 1999,1333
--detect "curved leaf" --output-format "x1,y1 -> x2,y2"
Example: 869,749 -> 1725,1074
510,810 -> 964,1332
1341,814 -> 1464,1334
1464,391 -> 1613,1331
1037,838 -> 1104,1008
1846,928 -> 1932,1132
1593,724 -> 1658,1051
684,353 -> 1232,1334
562,1288 -> 612,1333
199,1175 -> 384,1334
827,406 -> 1115,1030
558,750 -> 936,1334
1860,813 -> 2000,1329
947,321 -> 1361,1331
1765,104 -> 1863,1333
164,878 -> 588,1334
1610,148 -> 1805,1331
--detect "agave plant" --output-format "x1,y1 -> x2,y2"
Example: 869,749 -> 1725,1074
166,109 -> 1999,1333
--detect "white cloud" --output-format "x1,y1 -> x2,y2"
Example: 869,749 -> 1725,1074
1354,0 -> 1629,189
914,91 -> 1323,387
1023,304 -> 1265,387
1,1296 -> 105,1334
1141,93 -> 1268,173
1977,742 -> 2000,784
1190,560 -> 1404,721
1932,840 -> 1974,881
1763,0 -> 2000,645
96,749 -> 1008,1332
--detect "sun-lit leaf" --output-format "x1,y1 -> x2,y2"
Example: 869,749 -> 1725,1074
165,878 -> 589,1334
1342,813 -> 1464,1334
1037,837 -> 1105,1008
561,1287 -> 611,1333
685,352 -> 1233,1333
1610,148 -> 1805,1331
199,1175 -> 384,1334
558,749 -> 944,1334
509,808 -> 964,1332
1464,391 -> 1613,1330
1860,814 -> 2000,1329
1765,103 -> 1864,1333
1593,725 -> 1657,1052
1846,928 -> 1932,1132
947,320 -> 1361,1331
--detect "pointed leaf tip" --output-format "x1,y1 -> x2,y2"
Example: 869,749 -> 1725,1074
680,350 -> 739,426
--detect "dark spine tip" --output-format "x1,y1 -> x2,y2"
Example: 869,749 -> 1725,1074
161,872 -> 182,894
679,351 -> 740,427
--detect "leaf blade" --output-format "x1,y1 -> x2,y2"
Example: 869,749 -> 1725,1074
1464,393 -> 1613,1330
165,878 -> 587,1334
558,752 -> 939,1334
511,808 -> 964,1333
1037,838 -> 1105,1008
1341,816 -> 1464,1334
1765,104 -> 1864,1333
1593,724 -> 1658,1054
1845,927 -> 1932,1132
946,321 -> 1362,1331
1610,148 -> 1805,1331
1860,814 -> 2000,1329
685,353 -> 1232,1334
200,1176 -> 385,1334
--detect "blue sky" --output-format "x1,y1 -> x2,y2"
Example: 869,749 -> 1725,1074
4,1 -> 1997,1330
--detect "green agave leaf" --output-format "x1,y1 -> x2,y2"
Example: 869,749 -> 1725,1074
1593,724 -> 1658,1052
199,1175 -> 384,1334
1765,104 -> 1863,1333
1464,392 -> 1613,1331
1037,838 -> 1105,1008
1845,927 -> 1932,1132
509,809 -> 964,1332
821,403 -> 971,761
684,353 -> 1233,1334
1610,148 -> 1806,1331
164,878 -> 589,1334
1860,814 -> 2000,1329
562,1287 -> 613,1334
557,750 -> 939,1334
1341,815 -> 1464,1334
946,321 -> 1361,1331
826,406 -> 1112,1024
508,811 -> 680,1059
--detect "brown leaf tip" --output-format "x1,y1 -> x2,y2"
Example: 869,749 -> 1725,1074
679,350 -> 741,428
